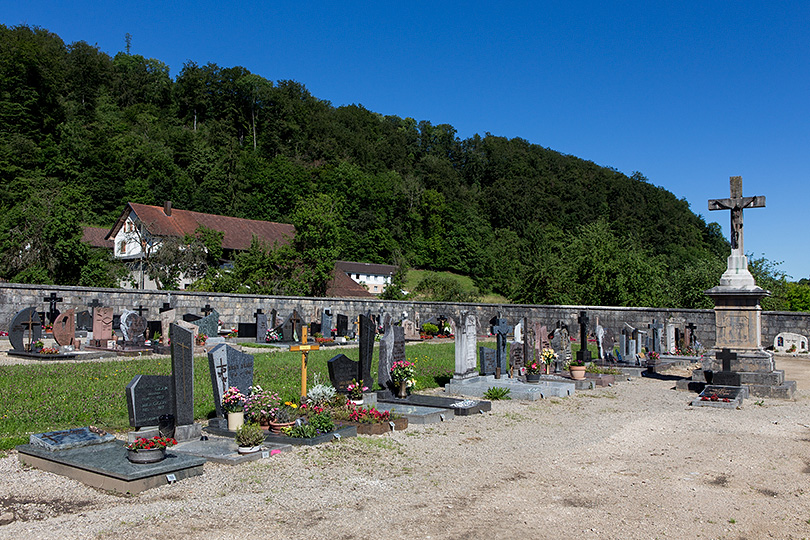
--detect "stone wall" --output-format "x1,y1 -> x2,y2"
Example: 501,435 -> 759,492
2,283 -> 808,349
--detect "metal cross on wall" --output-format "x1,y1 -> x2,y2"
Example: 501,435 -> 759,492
43,292 -> 63,324
708,176 -> 765,253
716,347 -> 737,372
134,305 -> 148,317
201,304 -> 214,316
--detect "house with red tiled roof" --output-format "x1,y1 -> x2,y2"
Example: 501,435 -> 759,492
103,201 -> 294,289
334,260 -> 397,295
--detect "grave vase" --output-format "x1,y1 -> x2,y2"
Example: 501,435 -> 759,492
227,411 -> 244,431
127,448 -> 166,464
397,380 -> 408,399
350,398 -> 364,406
238,445 -> 262,455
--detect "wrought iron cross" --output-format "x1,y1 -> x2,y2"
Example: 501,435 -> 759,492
708,176 -> 765,253
201,304 -> 214,316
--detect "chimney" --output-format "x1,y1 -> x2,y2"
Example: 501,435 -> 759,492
164,201 -> 172,216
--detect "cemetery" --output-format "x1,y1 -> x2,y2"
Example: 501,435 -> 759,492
0,177 -> 808,537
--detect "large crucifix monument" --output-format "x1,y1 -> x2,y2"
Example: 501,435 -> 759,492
701,176 -> 795,398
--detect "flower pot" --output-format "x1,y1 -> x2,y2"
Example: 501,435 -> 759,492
238,445 -> 262,454
350,399 -> 364,406
569,366 -> 587,380
526,373 -> 541,383
227,411 -> 244,431
127,448 -> 166,464
396,380 -> 408,399
268,421 -> 295,434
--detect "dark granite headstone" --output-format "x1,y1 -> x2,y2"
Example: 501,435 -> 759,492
29,427 -> 115,451
238,322 -> 257,339
281,312 -> 294,341
711,348 -> 742,386
509,341 -> 525,372
480,346 -> 497,376
490,316 -> 512,376
170,323 -> 195,426
52,308 -> 77,347
126,374 -> 174,427
255,312 -> 268,343
195,310 -> 219,337
328,354 -> 359,393
208,344 -> 254,417
75,310 -> 92,332
359,314 -> 374,390
322,308 -> 333,338
9,307 -> 42,351
183,313 -> 202,323
378,325 -> 405,390
336,314 -> 348,337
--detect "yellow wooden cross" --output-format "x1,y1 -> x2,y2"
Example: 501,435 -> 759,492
289,325 -> 319,398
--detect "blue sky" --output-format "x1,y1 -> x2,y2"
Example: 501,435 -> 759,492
6,1 -> 809,280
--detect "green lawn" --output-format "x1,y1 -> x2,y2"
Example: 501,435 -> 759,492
0,342 -> 466,450
405,269 -> 509,304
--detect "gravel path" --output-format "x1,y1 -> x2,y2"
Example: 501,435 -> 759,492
1,355 -> 810,540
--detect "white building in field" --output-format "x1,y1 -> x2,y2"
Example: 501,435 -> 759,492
334,260 -> 397,295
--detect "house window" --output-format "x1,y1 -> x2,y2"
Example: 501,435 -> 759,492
355,274 -> 360,279
119,240 -> 126,254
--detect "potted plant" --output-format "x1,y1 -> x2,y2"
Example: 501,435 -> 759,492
31,340 -> 45,353
390,360 -> 416,398
346,379 -> 368,405
243,385 -> 280,428
567,360 -> 586,380
269,401 -> 300,434
281,412 -> 335,439
125,435 -> 177,464
525,361 -> 544,382
222,386 -> 246,431
235,423 -> 265,453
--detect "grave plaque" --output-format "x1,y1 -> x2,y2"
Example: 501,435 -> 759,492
171,323 -> 195,426
336,314 -> 348,337
52,308 -> 77,347
695,385 -> 746,408
208,344 -> 255,417
29,427 -> 115,451
196,309 -> 219,337
328,354 -> 359,393
126,374 -> 174,427
93,307 -> 114,342
480,346 -> 497,376
358,314 -> 375,390
9,307 -> 42,351
509,341 -> 525,372
378,325 -> 405,390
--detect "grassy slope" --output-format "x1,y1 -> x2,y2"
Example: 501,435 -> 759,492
405,269 -> 509,304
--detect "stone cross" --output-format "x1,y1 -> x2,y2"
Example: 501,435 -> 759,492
708,176 -> 765,253
43,292 -> 63,324
716,347 -> 737,372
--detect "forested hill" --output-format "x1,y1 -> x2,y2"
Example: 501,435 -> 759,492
0,24 -> 738,308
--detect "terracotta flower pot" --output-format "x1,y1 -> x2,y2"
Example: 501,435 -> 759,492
268,421 -> 295,434
569,366 -> 587,380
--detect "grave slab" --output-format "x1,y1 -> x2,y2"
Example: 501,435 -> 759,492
691,385 -> 748,408
16,441 -> 205,494
172,437 -> 291,465
377,392 -> 491,416
445,375 -> 575,400
373,403 -> 454,424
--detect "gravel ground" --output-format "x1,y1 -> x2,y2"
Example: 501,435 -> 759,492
1,351 -> 809,540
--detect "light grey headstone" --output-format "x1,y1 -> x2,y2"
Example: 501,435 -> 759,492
196,309 -> 219,337
208,344 -> 254,417
160,309 -> 177,341
454,313 -> 478,379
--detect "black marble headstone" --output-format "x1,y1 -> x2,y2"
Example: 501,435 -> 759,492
328,354 -> 360,393
183,313 -> 202,323
336,314 -> 348,337
359,314 -> 374,390
479,347 -> 497,376
126,374 -> 174,427
207,344 -> 254,417
75,310 -> 92,332
170,323 -> 195,426
9,307 -> 42,351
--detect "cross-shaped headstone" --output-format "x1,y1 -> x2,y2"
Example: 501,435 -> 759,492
716,348 -> 737,372
43,292 -> 63,324
159,302 -> 173,313
577,310 -> 591,362
490,314 -> 512,378
254,308 -> 263,318
708,176 -> 765,253
134,305 -> 148,317
201,304 -> 214,316
88,299 -> 103,311
685,322 -> 697,347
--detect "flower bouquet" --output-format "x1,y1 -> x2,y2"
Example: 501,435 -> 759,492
222,386 -> 246,413
347,379 -> 368,401
125,435 -> 177,463
243,385 -> 280,425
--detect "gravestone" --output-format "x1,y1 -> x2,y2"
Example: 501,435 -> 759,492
666,322 -> 677,354
182,313 -> 202,323
126,375 -> 174,427
358,314 -> 374,390
208,344 -> 255,417
711,348 -> 742,386
9,307 -> 42,351
52,308 -> 77,348
550,321 -> 571,371
479,347 -> 497,376
160,309 -> 177,341
120,310 -> 147,346
75,311 -> 92,332
509,341 -> 525,373
328,354 -> 360,393
269,309 -> 278,329
453,312 -> 478,380
576,311 -> 592,363
773,332 -> 808,353
378,325 -> 406,391
336,314 -> 348,337
513,321 -> 522,343
195,309 -> 219,337
402,319 -> 420,340
321,308 -> 333,338
92,307 -> 114,343
685,322 -> 697,348
281,312 -> 296,341
255,310 -> 268,343
490,315 -> 512,378
43,292 -> 63,325
647,319 -> 663,354
170,323 -> 195,426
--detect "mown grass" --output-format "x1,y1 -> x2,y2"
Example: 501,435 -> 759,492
0,341 -> 472,450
